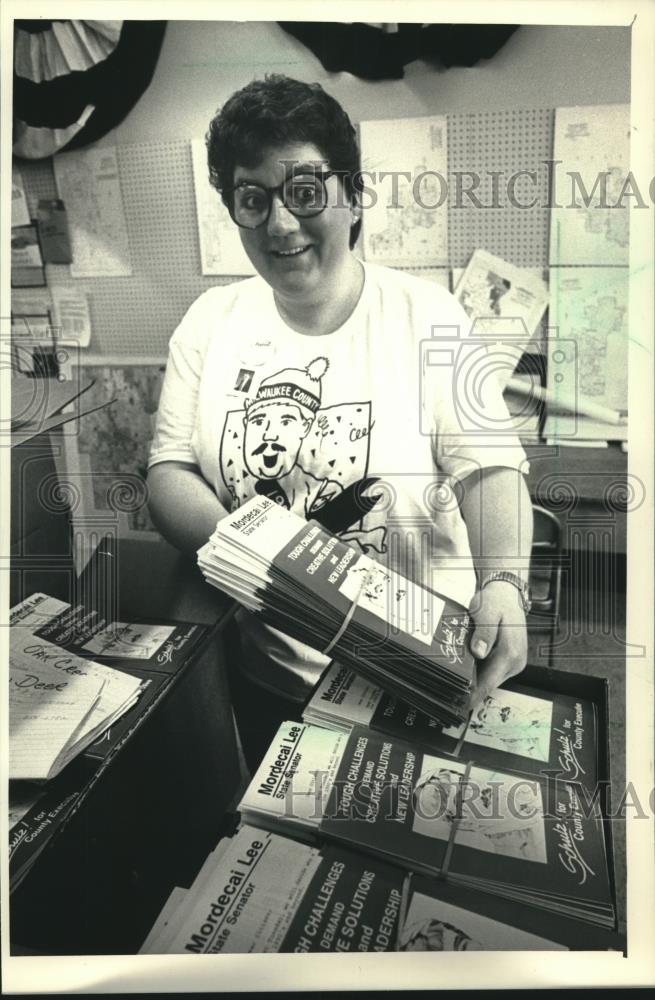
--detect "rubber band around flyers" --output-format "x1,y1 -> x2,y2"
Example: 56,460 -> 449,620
437,759 -> 474,881
322,566 -> 373,657
453,711 -> 475,757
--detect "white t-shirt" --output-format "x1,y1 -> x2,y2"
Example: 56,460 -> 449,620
149,262 -> 528,700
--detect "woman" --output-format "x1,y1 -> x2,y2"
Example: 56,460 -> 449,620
147,75 -> 532,766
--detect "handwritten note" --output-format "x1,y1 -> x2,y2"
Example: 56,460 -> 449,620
9,630 -> 143,780
9,631 -> 104,780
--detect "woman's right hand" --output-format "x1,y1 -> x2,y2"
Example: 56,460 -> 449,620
147,461 -> 229,555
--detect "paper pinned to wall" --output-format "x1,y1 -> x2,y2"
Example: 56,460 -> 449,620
455,250 -> 549,367
12,167 -> 31,227
359,115 -> 448,268
12,288 -> 92,348
11,224 -> 46,288
190,139 -> 255,277
544,266 -> 628,442
11,291 -> 52,353
53,145 -> 133,277
50,287 -> 93,347
549,104 -> 630,266
456,251 -> 548,336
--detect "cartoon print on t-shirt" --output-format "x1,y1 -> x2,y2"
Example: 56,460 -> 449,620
219,356 -> 387,554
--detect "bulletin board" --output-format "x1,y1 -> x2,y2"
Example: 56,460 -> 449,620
17,142 -> 236,361
16,107 -> 559,361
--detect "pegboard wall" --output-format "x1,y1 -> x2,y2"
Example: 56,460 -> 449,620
447,108 -> 553,268
17,108 -> 555,362
18,141 -> 237,361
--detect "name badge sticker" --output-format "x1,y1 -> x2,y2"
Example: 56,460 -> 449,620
239,336 -> 276,368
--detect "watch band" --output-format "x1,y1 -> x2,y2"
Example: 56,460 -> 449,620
480,571 -> 532,613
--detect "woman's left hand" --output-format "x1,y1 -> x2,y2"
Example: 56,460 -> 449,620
467,580 -> 528,710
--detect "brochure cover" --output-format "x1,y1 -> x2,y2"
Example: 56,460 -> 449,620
240,722 -> 615,929
455,248 -> 549,346
199,496 -> 475,725
10,592 -> 208,676
9,758 -> 90,892
304,663 -> 598,790
239,722 -> 346,837
141,824 -> 405,954
400,876 -> 621,951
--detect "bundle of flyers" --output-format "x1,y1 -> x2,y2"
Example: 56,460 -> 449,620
303,663 -> 599,791
198,497 -> 476,726
398,876 -> 621,951
239,722 -> 616,930
10,592 -> 207,673
141,824 -> 620,954
140,823 -> 405,954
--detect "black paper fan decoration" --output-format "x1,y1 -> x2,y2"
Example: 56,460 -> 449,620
13,19 -> 167,159
278,22 -> 519,80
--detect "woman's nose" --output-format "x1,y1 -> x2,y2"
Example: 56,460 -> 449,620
267,195 -> 300,237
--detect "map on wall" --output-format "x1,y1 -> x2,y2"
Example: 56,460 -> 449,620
53,146 -> 133,277
549,104 -> 630,266
359,116 -> 449,268
190,139 -> 256,277
544,267 -> 628,442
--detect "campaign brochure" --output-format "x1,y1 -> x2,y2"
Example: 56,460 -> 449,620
303,663 -> 598,790
198,496 -> 476,726
10,592 -> 207,676
454,248 -> 549,346
140,824 -> 405,954
239,722 -> 615,929
9,758 -> 89,891
400,876 -> 620,951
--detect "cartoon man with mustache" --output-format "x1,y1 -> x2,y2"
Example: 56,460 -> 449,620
243,357 -> 342,517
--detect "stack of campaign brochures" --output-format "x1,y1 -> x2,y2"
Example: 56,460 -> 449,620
141,821 -> 618,954
140,824 -> 405,954
198,497 -> 476,726
303,663 -> 599,791
238,721 -> 616,931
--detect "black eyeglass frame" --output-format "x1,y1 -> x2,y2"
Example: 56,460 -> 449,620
222,170 -> 338,229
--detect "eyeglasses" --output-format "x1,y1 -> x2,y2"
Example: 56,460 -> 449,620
224,171 -> 336,229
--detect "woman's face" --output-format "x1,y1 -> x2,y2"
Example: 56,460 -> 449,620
232,142 -> 356,302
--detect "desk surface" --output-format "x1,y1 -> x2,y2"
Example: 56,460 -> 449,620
10,536 -> 243,956
78,533 -> 233,626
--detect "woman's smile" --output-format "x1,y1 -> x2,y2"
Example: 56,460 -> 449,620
234,142 -> 358,305
270,243 -> 313,260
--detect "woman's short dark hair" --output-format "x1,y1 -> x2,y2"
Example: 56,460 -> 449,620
206,74 -> 362,248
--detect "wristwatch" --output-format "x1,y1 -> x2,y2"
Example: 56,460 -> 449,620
480,571 -> 532,613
